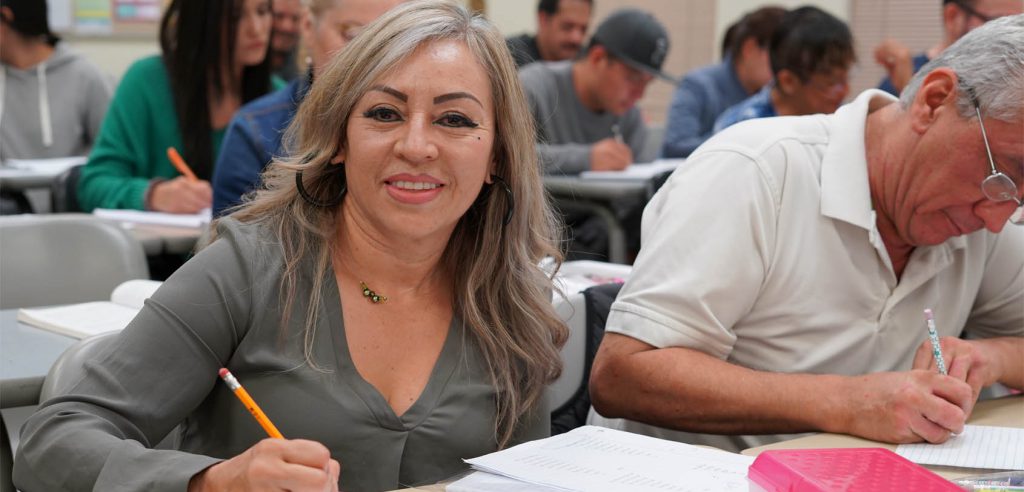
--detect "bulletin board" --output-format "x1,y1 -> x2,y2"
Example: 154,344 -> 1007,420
49,0 -> 164,37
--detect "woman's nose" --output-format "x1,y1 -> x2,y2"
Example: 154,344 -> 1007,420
394,114 -> 438,163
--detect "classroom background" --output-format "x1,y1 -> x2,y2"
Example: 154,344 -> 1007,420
58,0 -> 943,125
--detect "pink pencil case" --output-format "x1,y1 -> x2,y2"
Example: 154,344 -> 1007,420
748,448 -> 962,491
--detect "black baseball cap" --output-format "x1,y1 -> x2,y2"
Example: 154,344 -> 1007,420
588,8 -> 677,84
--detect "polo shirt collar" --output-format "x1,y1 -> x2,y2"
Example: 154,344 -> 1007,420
819,90 -> 897,231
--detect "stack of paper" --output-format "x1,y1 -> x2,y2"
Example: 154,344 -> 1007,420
0,156 -> 87,178
579,159 -> 683,181
452,426 -> 754,492
93,208 -> 212,229
896,425 -> 1024,470
17,280 -> 163,339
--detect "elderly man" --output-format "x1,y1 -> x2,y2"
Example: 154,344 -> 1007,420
589,15 -> 1023,452
506,0 -> 591,68
876,0 -> 1021,96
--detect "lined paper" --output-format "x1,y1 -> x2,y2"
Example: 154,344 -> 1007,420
896,425 -> 1024,470
465,426 -> 754,492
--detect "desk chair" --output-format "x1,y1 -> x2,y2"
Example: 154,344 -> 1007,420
550,282 -> 624,435
0,214 -> 149,309
642,124 -> 665,162
3,333 -> 123,492
0,411 -> 12,492
49,164 -> 84,213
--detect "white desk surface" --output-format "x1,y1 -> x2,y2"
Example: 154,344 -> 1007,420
397,396 -> 1023,491
0,310 -> 77,406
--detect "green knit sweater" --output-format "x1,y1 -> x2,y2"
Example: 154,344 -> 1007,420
77,56 -> 283,211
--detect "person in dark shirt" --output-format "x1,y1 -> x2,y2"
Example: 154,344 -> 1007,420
875,0 -> 1021,95
506,0 -> 591,68
661,6 -> 785,158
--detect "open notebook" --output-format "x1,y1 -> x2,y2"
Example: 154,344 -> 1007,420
17,280 -> 162,339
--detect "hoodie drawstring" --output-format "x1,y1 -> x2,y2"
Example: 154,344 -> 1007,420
0,67 -> 6,128
37,63 -> 53,148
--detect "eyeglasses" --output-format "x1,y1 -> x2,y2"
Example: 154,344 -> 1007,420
972,100 -> 1024,225
951,0 -> 997,22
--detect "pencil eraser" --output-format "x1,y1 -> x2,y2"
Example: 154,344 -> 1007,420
218,368 -> 229,378
924,309 -> 934,320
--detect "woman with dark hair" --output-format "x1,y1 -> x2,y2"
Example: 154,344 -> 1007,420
76,0 -> 280,214
0,0 -> 111,161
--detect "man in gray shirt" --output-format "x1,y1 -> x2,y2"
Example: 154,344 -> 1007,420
519,8 -> 675,175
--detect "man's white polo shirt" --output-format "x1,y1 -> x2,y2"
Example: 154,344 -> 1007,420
593,90 -> 1024,452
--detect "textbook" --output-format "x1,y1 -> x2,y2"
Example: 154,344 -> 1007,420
17,280 -> 162,339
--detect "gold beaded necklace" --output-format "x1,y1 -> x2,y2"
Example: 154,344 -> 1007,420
359,281 -> 388,304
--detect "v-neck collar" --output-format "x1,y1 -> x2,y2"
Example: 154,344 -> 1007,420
322,268 -> 463,431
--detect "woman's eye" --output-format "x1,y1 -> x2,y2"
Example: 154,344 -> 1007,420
437,113 -> 479,128
363,107 -> 401,122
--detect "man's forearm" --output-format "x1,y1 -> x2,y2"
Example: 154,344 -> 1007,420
589,334 -> 854,435
985,337 -> 1024,389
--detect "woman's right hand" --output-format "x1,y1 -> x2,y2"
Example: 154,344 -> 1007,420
149,176 -> 213,214
188,438 -> 340,492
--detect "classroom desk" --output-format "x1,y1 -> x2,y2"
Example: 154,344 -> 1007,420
126,223 -> 203,256
0,158 -> 85,192
0,310 -> 77,408
544,176 -> 661,264
41,213 -> 203,257
0,168 -> 59,191
742,395 -> 1024,480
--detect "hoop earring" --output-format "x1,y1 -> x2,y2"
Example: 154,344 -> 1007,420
295,165 -> 346,208
490,174 -> 514,226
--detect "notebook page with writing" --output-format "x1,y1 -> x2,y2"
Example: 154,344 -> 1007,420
465,425 -> 753,492
896,425 -> 1024,470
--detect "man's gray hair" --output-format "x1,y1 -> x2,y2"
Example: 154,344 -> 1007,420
900,14 -> 1024,122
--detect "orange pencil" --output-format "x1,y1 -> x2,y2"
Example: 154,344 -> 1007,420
218,368 -> 284,438
166,147 -> 198,182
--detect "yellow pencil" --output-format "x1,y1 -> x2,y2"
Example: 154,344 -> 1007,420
218,367 -> 284,438
167,147 -> 199,182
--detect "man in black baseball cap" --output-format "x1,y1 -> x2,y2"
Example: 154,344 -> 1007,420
519,8 -> 676,175
588,8 -> 677,84
519,8 -> 674,260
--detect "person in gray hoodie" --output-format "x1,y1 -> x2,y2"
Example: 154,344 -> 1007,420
0,0 -> 112,161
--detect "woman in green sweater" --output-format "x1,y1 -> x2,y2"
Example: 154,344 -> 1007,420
77,0 -> 282,213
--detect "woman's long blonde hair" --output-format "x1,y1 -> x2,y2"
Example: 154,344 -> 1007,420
216,0 -> 567,447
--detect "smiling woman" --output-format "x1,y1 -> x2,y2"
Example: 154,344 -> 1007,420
13,1 -> 568,491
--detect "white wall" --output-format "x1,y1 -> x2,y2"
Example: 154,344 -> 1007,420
715,0 -> 850,59
486,2 -> 535,36
61,1 -> 853,90
63,35 -> 159,82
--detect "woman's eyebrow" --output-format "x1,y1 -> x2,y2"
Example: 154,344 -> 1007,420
369,85 -> 407,102
434,92 -> 483,109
